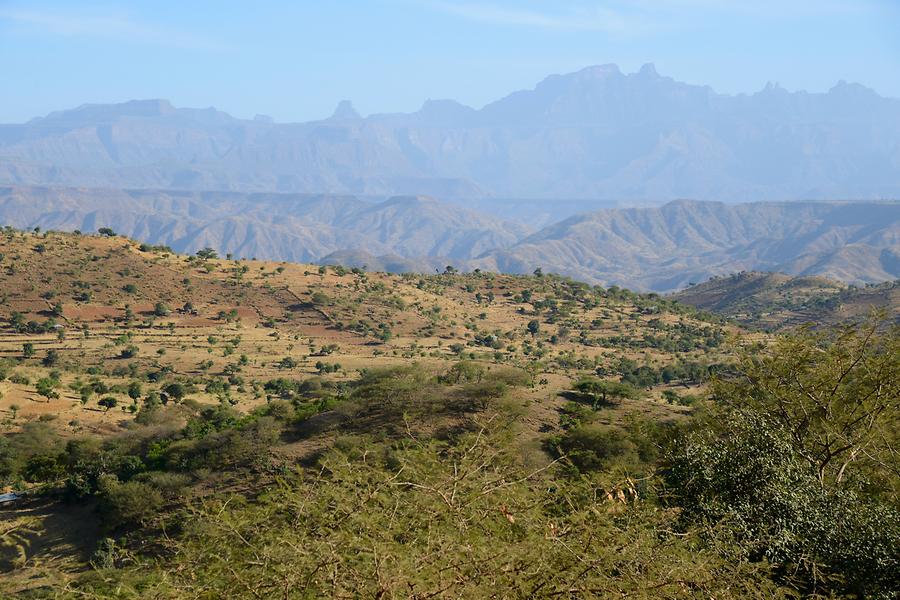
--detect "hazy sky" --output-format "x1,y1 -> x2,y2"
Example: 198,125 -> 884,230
1,0 -> 898,123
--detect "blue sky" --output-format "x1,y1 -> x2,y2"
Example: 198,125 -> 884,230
1,0 -> 898,123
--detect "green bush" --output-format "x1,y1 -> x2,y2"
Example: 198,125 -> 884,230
666,410 -> 900,598
97,475 -> 164,528
70,433 -> 789,598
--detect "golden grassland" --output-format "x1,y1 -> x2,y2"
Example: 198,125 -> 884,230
0,229 -> 736,437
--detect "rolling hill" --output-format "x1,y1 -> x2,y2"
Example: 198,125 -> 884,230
477,200 -> 900,290
0,229 -> 896,598
0,186 -> 528,264
670,271 -> 900,330
1,186 -> 898,292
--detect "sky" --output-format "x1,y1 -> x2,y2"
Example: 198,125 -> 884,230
1,0 -> 898,123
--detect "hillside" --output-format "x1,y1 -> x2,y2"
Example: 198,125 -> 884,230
0,229 -> 896,598
0,227 -> 729,442
2,187 -> 899,292
3,65 -> 900,201
671,271 -> 900,330
0,186 -> 529,263
478,200 -> 900,290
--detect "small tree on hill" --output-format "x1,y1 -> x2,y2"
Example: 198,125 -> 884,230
572,378 -> 641,408
35,377 -> 60,401
98,396 -> 118,412
42,349 -> 60,367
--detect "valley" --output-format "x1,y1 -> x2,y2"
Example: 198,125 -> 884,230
2,186 -> 898,292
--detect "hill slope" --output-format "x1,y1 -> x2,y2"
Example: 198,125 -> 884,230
0,186 -> 528,263
477,200 -> 900,290
2,187 -> 898,291
670,271 -> 900,329
0,230 -> 896,598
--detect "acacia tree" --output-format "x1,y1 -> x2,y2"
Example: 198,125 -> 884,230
713,317 -> 900,487
98,396 -> 118,412
35,377 -> 59,401
573,378 -> 642,407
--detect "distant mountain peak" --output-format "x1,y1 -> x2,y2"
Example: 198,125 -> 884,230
330,100 -> 361,120
577,64 -> 622,78
3,65 -> 900,203
638,63 -> 659,78
32,98 -> 176,124
828,79 -> 881,99
110,99 -> 176,115
760,81 -> 787,94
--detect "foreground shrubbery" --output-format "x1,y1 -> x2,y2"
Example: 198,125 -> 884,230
0,363 -> 528,535
3,323 -> 898,598
667,409 -> 899,598
666,321 -> 900,599
68,428 -> 788,599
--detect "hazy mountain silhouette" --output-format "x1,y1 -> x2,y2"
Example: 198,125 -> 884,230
2,65 -> 899,200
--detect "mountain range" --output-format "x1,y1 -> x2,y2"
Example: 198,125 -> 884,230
1,186 -> 897,292
2,64 -> 900,201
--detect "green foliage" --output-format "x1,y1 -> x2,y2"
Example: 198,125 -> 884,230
127,381 -> 142,400
714,321 -> 900,488
275,356 -> 298,370
310,291 -> 331,306
42,348 -> 60,367
442,360 -> 485,384
0,422 -> 64,485
98,397 -> 118,411
161,382 -> 186,402
35,376 -> 60,400
663,320 -> 900,598
666,409 -> 900,598
69,432 -> 787,598
97,475 -> 163,529
119,345 -> 139,359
